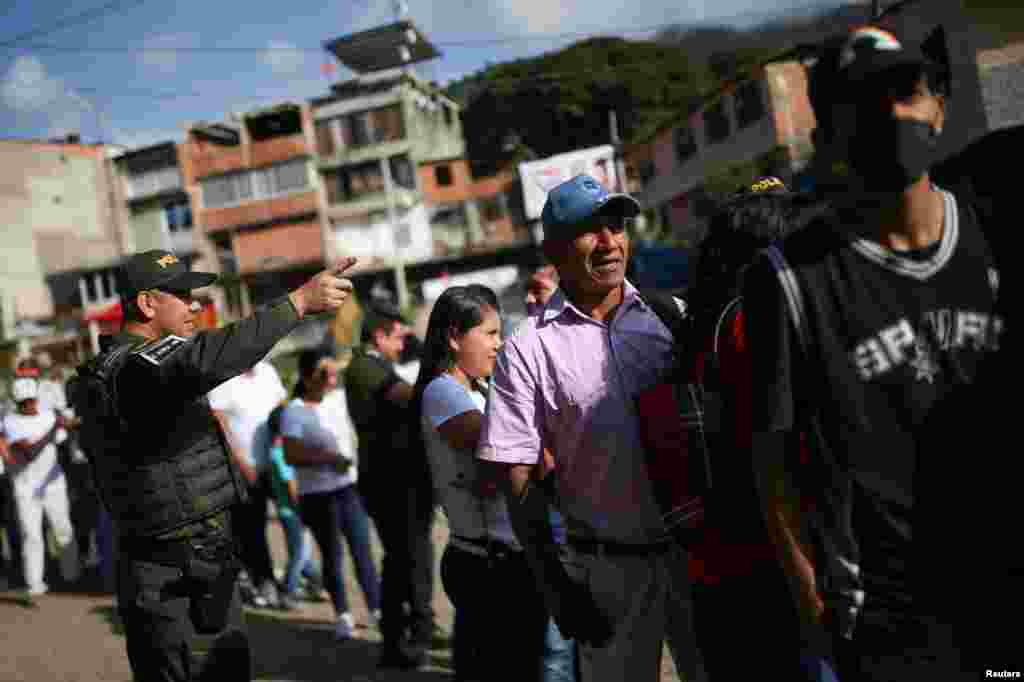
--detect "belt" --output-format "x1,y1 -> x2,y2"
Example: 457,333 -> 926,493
450,534 -> 521,560
568,537 -> 674,557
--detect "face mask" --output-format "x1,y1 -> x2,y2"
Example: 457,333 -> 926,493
848,117 -> 940,193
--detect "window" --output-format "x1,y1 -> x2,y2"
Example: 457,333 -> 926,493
315,120 -> 335,156
202,175 -> 239,208
704,99 -> 731,143
273,159 -> 308,193
674,126 -> 697,163
389,155 -> 415,190
340,104 -> 405,149
125,166 -> 181,200
430,203 -> 468,228
165,200 -> 193,233
325,161 -> 385,204
435,164 -> 452,187
735,80 -> 765,129
201,160 -> 308,208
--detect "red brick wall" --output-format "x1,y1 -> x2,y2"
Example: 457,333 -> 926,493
203,191 -> 319,233
249,134 -> 308,168
418,159 -> 475,204
234,220 -> 323,273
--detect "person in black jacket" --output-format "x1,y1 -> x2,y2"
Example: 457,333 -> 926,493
71,249 -> 356,682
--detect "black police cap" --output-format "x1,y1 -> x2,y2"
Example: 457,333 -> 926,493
117,250 -> 217,299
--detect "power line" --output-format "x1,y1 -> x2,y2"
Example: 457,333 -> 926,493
56,59 -> 711,103
0,0 -> 150,49
2,0 -> 843,53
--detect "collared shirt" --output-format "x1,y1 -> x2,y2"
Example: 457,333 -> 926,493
478,281 -> 675,543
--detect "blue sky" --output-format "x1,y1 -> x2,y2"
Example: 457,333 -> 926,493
1,0 -> 854,149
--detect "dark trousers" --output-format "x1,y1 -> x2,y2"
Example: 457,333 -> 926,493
234,477 -> 274,586
298,484 -> 381,616
1,477 -> 22,587
63,454 -> 100,563
441,543 -> 548,682
361,478 -> 435,649
692,565 -> 808,680
117,551 -> 249,682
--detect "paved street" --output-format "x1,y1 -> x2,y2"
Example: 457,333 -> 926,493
1,515 -> 684,681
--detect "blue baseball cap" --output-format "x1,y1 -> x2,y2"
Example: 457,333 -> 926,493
541,174 -> 640,237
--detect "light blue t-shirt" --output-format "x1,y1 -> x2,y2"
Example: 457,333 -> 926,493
422,374 -> 518,548
280,393 -> 357,496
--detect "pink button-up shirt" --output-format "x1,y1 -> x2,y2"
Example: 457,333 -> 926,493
478,281 -> 675,542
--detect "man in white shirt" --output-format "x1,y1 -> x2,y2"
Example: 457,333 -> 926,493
1,378 -> 80,596
208,360 -> 287,607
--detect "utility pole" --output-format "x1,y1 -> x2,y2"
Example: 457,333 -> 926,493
381,157 -> 410,311
871,0 -> 882,20
608,109 -> 627,194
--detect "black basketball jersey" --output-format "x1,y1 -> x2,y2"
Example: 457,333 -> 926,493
764,188 -> 1003,636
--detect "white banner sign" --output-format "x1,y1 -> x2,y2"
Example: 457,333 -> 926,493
518,145 -> 618,221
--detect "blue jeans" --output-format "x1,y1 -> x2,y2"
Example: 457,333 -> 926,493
279,511 -> 320,595
543,508 -> 576,681
299,485 -> 381,615
543,617 -> 576,682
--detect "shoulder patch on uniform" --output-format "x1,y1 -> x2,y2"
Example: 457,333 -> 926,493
133,335 -> 188,366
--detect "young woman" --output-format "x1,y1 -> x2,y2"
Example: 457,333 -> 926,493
281,349 -> 381,640
414,285 -> 548,681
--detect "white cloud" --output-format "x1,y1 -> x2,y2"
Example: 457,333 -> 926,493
140,33 -> 200,74
1,55 -> 91,137
494,0 -> 576,35
263,40 -> 307,76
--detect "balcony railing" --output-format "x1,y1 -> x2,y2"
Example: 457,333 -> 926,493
202,191 -> 319,232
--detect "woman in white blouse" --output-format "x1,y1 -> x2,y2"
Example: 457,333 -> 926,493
413,285 -> 548,682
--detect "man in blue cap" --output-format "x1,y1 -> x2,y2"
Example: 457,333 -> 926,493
478,175 -> 705,681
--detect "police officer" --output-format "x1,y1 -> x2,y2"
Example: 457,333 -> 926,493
70,249 -> 357,682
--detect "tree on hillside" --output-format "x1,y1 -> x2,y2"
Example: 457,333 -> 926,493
450,37 -> 709,176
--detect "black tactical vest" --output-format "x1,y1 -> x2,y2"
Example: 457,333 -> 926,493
70,340 -> 245,539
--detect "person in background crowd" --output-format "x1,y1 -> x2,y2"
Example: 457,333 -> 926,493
282,348 -> 381,641
479,174 -> 703,682
346,302 -> 440,669
683,177 -> 837,681
264,404 -> 322,611
395,331 -> 423,386
1,377 -> 80,597
746,26 -> 1002,680
208,359 -> 288,609
418,285 -> 548,681
522,263 -> 577,682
